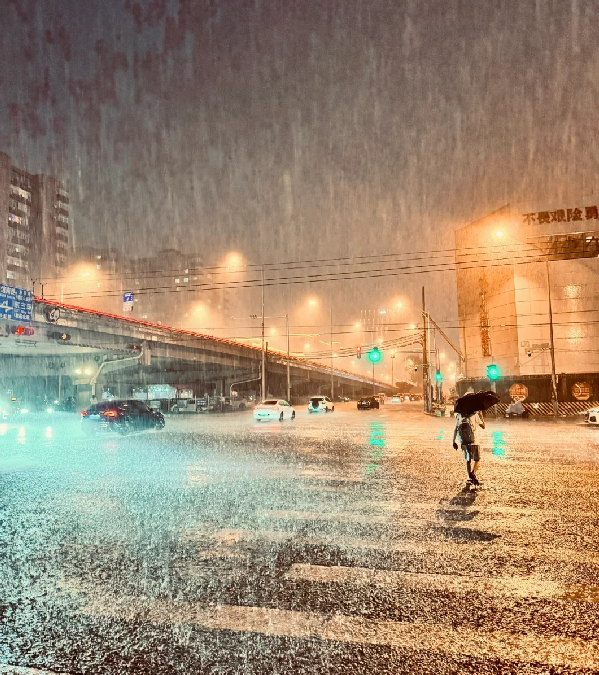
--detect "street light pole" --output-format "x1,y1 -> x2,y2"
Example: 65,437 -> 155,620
422,287 -> 430,413
286,313 -> 291,403
261,264 -> 265,400
330,307 -> 334,401
391,351 -> 395,390
546,261 -> 559,417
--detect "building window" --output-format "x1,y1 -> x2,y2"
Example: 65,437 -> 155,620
175,278 -> 180,284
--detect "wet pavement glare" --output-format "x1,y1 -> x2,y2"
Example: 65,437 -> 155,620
1,402 -> 599,673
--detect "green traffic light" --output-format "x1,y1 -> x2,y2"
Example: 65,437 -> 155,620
435,370 -> 443,382
487,364 -> 501,381
367,347 -> 382,363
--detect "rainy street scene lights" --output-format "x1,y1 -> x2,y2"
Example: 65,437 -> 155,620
2,2 -> 599,673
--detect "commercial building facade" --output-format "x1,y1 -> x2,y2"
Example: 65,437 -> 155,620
0,151 -> 70,288
455,204 -> 599,410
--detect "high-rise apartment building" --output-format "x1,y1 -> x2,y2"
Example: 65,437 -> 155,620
55,247 -> 231,332
0,151 -> 70,289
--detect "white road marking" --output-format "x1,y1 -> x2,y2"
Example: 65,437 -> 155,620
184,527 -> 598,565
285,563 -> 563,599
0,668 -> 69,675
82,597 -> 599,669
258,508 -> 537,533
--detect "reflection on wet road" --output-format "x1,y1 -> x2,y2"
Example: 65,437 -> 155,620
1,403 -> 599,673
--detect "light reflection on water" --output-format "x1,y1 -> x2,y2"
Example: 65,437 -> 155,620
492,430 -> 506,457
366,422 -> 386,474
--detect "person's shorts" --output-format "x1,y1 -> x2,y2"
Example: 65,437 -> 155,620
462,444 -> 480,462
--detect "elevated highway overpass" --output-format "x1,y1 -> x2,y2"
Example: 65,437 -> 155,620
0,299 -> 396,408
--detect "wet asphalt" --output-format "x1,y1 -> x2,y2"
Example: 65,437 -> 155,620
1,402 -> 599,674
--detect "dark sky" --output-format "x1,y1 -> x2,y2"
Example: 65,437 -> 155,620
0,0 -> 596,360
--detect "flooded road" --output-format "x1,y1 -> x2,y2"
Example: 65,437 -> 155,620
1,402 -> 599,673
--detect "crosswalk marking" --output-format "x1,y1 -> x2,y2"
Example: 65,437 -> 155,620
0,668 -> 68,675
82,596 -> 599,669
257,507 -> 563,537
184,526 -> 597,565
285,563 -> 565,600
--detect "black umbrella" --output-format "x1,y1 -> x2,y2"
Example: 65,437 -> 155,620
454,390 -> 500,416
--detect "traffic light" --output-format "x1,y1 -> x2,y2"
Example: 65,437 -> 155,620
128,344 -> 141,353
487,364 -> 501,381
51,331 -> 71,341
435,370 -> 443,382
11,326 -> 34,336
357,346 -> 362,360
367,347 -> 382,364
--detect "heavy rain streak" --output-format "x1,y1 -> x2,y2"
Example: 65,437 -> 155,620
2,1 -> 599,673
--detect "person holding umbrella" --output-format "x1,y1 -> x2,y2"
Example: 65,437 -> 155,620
452,391 -> 499,486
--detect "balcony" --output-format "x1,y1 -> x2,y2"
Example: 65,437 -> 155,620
7,220 -> 30,234
9,203 -> 30,218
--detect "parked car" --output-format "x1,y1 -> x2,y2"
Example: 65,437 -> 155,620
253,399 -> 295,422
586,407 -> 599,424
226,396 -> 249,411
308,396 -> 335,413
81,399 -> 165,435
170,398 -> 199,413
357,396 -> 380,410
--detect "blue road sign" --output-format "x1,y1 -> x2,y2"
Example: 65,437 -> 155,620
123,291 -> 134,312
0,285 -> 33,323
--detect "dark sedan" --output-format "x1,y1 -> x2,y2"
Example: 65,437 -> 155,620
357,396 -> 380,410
81,399 -> 165,435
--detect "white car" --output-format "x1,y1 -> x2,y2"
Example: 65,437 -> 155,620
391,395 -> 402,404
586,408 -> 599,424
253,399 -> 295,422
308,396 -> 334,413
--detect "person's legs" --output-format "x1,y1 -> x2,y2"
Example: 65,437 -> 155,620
462,445 -> 474,481
470,446 -> 481,484
465,459 -> 473,481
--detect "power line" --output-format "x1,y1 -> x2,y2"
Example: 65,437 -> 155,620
41,230 -> 599,283
45,245 -> 599,302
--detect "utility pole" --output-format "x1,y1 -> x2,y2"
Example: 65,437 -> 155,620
422,287 -> 430,413
391,351 -> 396,390
330,308 -> 334,400
546,261 -> 559,417
261,264 -> 265,400
433,329 -> 440,403
372,362 -> 375,395
286,313 -> 291,403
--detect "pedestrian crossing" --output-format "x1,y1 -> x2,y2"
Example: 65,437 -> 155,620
60,481 -> 599,673
4,420 -> 599,675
